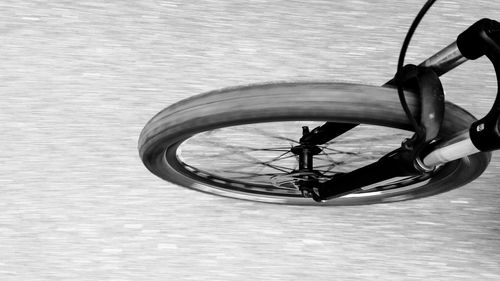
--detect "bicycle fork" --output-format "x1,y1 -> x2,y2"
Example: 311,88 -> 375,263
306,18 -> 500,202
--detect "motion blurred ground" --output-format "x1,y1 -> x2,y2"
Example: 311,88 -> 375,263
1,0 -> 500,280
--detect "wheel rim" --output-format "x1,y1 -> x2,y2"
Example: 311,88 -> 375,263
165,121 -> 437,200
140,83 -> 490,205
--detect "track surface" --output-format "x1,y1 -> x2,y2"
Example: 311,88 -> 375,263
2,0 -> 500,280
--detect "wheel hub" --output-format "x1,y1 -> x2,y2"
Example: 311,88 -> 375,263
284,126 -> 325,197
291,126 -> 323,171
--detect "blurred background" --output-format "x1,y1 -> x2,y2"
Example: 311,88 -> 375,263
2,0 -> 500,280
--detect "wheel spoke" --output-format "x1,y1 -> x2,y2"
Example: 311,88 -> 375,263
324,132 -> 407,144
176,120 -> 423,196
320,146 -> 359,155
260,151 -> 295,164
248,127 -> 300,144
193,138 -> 292,157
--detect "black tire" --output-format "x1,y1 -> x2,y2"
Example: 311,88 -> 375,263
138,82 -> 490,205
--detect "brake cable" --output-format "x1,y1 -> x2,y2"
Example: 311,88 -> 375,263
396,0 -> 437,140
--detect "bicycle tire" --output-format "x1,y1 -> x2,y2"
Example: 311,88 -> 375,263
138,82 -> 491,205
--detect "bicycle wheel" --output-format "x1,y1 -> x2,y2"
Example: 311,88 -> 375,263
138,82 -> 490,205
